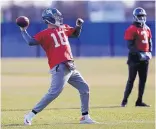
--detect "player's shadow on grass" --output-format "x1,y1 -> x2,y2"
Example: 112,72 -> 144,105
2,105 -> 121,112
91,105 -> 121,109
2,123 -> 80,127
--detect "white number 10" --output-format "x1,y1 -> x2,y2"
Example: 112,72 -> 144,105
141,31 -> 148,44
51,31 -> 68,48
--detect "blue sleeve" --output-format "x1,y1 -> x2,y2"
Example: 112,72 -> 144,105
69,26 -> 82,38
21,30 -> 39,46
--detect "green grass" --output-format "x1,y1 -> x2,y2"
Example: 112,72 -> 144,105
1,58 -> 155,129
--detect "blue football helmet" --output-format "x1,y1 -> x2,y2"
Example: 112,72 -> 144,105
133,7 -> 147,24
42,8 -> 63,26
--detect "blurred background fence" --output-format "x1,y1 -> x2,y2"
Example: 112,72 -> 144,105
1,0 -> 155,57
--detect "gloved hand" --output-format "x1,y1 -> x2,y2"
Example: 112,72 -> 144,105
139,52 -> 152,61
76,18 -> 84,27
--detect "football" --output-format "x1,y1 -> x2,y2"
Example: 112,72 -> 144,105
16,16 -> 29,28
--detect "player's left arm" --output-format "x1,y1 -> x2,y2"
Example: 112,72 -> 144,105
149,38 -> 152,52
148,29 -> 152,52
70,26 -> 82,38
68,18 -> 84,38
139,27 -> 153,61
72,18 -> 84,37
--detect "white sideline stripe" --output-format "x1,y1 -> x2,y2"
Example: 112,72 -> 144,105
98,120 -> 155,125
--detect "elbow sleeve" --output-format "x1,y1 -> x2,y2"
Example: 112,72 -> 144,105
71,26 -> 82,37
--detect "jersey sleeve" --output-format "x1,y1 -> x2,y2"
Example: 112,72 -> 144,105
33,31 -> 44,44
64,24 -> 75,37
124,26 -> 136,40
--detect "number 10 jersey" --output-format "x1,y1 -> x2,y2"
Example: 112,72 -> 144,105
34,24 -> 75,69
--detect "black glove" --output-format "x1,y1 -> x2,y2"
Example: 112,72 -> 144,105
76,18 -> 84,27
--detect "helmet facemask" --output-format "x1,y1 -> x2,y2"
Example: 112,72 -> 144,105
53,15 -> 63,26
134,14 -> 146,24
133,7 -> 147,25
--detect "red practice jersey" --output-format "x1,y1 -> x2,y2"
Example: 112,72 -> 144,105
34,24 -> 75,69
124,24 -> 152,52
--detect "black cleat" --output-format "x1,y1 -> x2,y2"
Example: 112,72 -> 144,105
135,102 -> 150,107
121,100 -> 127,107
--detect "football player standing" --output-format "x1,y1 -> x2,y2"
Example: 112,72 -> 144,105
121,7 -> 152,107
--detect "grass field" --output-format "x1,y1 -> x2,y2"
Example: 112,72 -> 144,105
1,57 -> 155,129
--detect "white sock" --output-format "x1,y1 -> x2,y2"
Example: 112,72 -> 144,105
27,112 -> 36,120
84,114 -> 90,119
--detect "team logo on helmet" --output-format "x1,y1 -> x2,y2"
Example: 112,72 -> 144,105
46,9 -> 52,15
42,8 -> 63,26
133,7 -> 147,24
